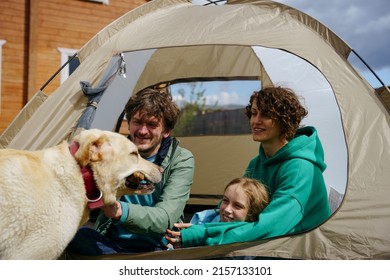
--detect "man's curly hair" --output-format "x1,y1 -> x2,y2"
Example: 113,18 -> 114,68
125,87 -> 180,131
245,86 -> 308,140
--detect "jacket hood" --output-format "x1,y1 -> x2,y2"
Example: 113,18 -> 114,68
260,126 -> 327,172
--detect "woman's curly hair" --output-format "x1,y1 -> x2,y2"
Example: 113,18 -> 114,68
245,86 -> 308,140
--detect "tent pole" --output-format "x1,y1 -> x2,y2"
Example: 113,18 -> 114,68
351,49 -> 389,92
40,53 -> 78,91
115,110 -> 125,133
203,0 -> 226,6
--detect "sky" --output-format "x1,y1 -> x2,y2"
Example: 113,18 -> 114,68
277,0 -> 390,87
173,0 -> 390,106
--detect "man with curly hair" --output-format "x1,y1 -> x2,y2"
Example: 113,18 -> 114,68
68,87 -> 194,254
166,86 -> 331,248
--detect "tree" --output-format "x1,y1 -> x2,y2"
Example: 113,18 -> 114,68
173,82 -> 207,136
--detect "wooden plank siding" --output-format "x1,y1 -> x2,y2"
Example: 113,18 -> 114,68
0,0 -> 149,134
0,0 -> 28,130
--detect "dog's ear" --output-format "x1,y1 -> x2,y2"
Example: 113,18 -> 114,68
75,135 -> 109,167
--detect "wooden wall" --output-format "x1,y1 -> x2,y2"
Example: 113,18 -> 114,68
0,0 -> 27,133
0,0 -> 148,134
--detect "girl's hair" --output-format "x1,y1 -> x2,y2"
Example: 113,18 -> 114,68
245,86 -> 308,140
124,87 -> 180,131
224,177 -> 269,222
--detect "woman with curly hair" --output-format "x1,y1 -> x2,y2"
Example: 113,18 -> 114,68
166,86 -> 331,248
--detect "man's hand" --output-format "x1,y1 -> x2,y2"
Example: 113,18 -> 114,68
101,201 -> 122,220
165,223 -> 192,249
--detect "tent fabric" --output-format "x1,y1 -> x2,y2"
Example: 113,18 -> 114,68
1,0 -> 390,259
75,54 -> 124,129
76,81 -> 107,129
0,0 -> 356,149
132,45 -> 265,95
78,0 -> 352,63
377,86 -> 390,112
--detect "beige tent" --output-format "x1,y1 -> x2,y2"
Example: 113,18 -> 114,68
1,0 -> 389,259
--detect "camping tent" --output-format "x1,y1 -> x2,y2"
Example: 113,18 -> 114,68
1,0 -> 389,259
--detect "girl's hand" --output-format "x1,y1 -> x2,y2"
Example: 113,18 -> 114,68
173,222 -> 192,230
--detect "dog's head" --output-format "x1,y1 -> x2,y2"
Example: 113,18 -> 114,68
71,129 -> 162,205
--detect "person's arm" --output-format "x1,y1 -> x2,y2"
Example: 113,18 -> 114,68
181,196 -> 302,247
181,159 -> 314,247
117,148 -> 194,234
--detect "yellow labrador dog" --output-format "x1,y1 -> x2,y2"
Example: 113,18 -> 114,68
0,129 -> 161,260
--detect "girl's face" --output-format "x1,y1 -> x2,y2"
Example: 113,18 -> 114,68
249,101 -> 282,144
220,183 -> 249,222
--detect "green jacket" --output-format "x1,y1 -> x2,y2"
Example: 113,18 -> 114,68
182,126 -> 331,247
95,137 -> 194,249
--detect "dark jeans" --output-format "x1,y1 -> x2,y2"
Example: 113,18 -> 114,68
67,227 -> 157,256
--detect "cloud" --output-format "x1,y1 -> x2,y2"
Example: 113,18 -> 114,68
173,90 -> 247,107
277,0 -> 390,83
355,13 -> 390,34
205,91 -> 244,106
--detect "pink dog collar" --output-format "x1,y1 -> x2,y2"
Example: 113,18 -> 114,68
69,141 -> 104,209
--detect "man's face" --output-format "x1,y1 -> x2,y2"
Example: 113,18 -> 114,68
127,111 -> 170,158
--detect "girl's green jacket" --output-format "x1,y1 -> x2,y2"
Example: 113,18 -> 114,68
182,126 -> 331,247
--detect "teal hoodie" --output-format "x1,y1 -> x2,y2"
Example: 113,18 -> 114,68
181,126 -> 331,247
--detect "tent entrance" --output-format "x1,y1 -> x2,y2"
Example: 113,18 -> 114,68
89,46 -> 347,208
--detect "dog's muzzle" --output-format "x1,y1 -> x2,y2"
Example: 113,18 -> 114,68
125,172 -> 155,194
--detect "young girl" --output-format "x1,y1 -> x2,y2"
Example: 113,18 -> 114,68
190,177 -> 269,224
165,177 -> 269,249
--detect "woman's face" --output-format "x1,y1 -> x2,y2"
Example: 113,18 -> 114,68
249,101 -> 282,144
220,183 -> 249,222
